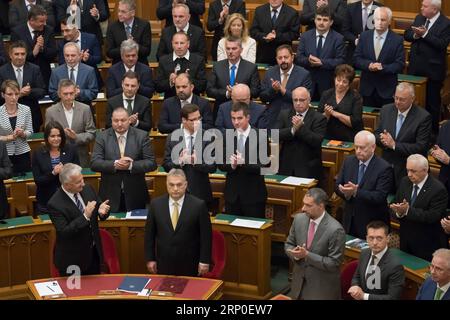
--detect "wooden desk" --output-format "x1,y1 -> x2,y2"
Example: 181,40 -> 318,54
27,274 -> 223,300
321,140 -> 354,172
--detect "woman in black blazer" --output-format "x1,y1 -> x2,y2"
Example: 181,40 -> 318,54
318,64 -> 363,142
32,121 -> 79,214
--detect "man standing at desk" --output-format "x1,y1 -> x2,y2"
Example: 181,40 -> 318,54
285,188 -> 345,299
145,168 -> 212,277
48,163 -> 110,276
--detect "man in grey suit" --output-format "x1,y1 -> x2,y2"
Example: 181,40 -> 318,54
285,188 -> 345,299
348,221 -> 405,300
91,107 -> 157,213
45,79 -> 96,168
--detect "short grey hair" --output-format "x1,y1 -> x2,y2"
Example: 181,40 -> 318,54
305,188 -> 329,206
396,82 -> 416,98
58,79 -> 76,92
119,0 -> 136,11
225,36 -> 243,48
429,0 -> 442,10
374,6 -> 393,21
167,168 -> 187,180
172,3 -> 190,14
355,130 -> 376,146
407,154 -> 429,171
120,38 -> 139,55
63,41 -> 80,53
59,163 -> 82,184
433,248 -> 450,270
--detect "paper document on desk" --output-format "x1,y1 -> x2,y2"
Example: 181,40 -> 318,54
230,218 -> 265,229
35,281 -> 64,297
97,92 -> 105,99
280,176 -> 315,186
125,209 -> 148,219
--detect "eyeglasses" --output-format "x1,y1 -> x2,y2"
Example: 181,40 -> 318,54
186,116 -> 202,122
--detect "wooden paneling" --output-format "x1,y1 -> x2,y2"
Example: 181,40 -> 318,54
382,0 -> 450,17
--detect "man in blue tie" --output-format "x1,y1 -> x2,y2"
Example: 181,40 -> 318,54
336,130 -> 393,239
390,154 -> 448,261
417,248 -> 450,300
48,163 -> 111,276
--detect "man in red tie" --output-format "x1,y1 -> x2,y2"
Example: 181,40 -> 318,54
285,187 -> 346,299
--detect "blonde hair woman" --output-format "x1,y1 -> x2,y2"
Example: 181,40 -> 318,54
217,13 -> 256,63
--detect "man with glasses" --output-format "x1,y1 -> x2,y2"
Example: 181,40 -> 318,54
417,248 -> 450,300
374,82 -> 432,188
163,104 -> 216,210
276,86 -> 326,182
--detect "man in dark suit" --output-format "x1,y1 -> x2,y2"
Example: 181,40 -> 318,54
106,71 -> 152,132
206,0 -> 246,61
49,42 -> 98,105
105,39 -> 155,98
156,3 -> 206,61
261,44 -> 312,128
106,0 -> 151,65
250,0 -> 300,65
48,163 -> 111,276
163,104 -> 216,209
0,40 -> 46,133
219,102 -> 269,218
417,248 -> 450,300
158,72 -> 212,134
390,154 -> 448,261
155,32 -> 206,99
91,107 -> 157,213
430,120 -> 450,208
342,0 -> 383,62
216,83 -> 268,133
348,221 -> 405,300
10,5 -> 57,85
145,168 -> 212,276
157,0 -> 204,28
54,0 -> 108,45
58,18 -> 102,88
9,0 -> 55,29
276,86 -> 326,182
336,130 -> 393,239
0,141 -> 12,219
300,0 -> 348,34
374,82 -> 432,188
206,36 -> 260,121
354,6 -> 405,108
404,0 -> 450,133
296,6 -> 346,101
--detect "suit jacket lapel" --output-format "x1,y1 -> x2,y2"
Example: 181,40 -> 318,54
414,175 -> 431,205
396,106 -> 416,139
57,103 -> 70,128
310,213 -> 329,249
109,128 -> 121,157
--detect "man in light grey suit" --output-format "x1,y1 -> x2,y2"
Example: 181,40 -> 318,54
45,79 -> 96,168
48,42 -> 98,105
285,188 -> 346,299
91,107 -> 157,213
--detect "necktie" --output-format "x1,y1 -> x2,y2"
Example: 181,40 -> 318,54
374,35 -> 382,60
425,19 -> 431,29
365,254 -> 377,281
237,133 -> 245,154
395,114 -> 404,138
317,35 -> 323,57
362,6 -> 368,30
126,99 -> 133,114
434,287 -> 444,300
188,135 -> 194,155
171,201 -> 179,230
16,68 -> 23,88
281,71 -> 289,89
271,9 -> 278,27
32,30 -> 39,44
74,193 -> 84,213
410,184 -> 419,206
230,64 -> 236,86
357,163 -> 366,185
306,221 -> 316,249
125,24 -> 132,38
69,67 -> 75,82
118,135 -> 125,157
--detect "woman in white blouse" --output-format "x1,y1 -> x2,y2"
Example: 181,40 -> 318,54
217,13 -> 257,63
0,80 -> 33,176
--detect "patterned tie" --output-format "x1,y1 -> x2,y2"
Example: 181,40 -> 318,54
230,64 -> 236,86
74,193 -> 84,213
171,201 -> 179,230
434,287 -> 443,300
395,114 -> 404,138
306,221 -> 316,249
410,184 -> 419,206
374,35 -> 382,60
357,163 -> 366,185
362,6 -> 369,30
237,133 -> 245,154
16,68 -> 23,88
281,71 -> 289,89
317,35 -> 323,57
126,99 -> 133,114
425,19 -> 431,29
188,135 -> 194,155
125,24 -> 132,38
271,9 -> 278,27
118,135 -> 125,157
69,67 -> 75,82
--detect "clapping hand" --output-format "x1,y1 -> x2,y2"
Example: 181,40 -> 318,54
98,199 -> 110,217
390,199 -> 409,217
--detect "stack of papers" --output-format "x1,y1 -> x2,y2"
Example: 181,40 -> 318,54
346,238 -> 369,250
35,281 -> 64,297
230,218 -> 265,229
280,176 -> 315,186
